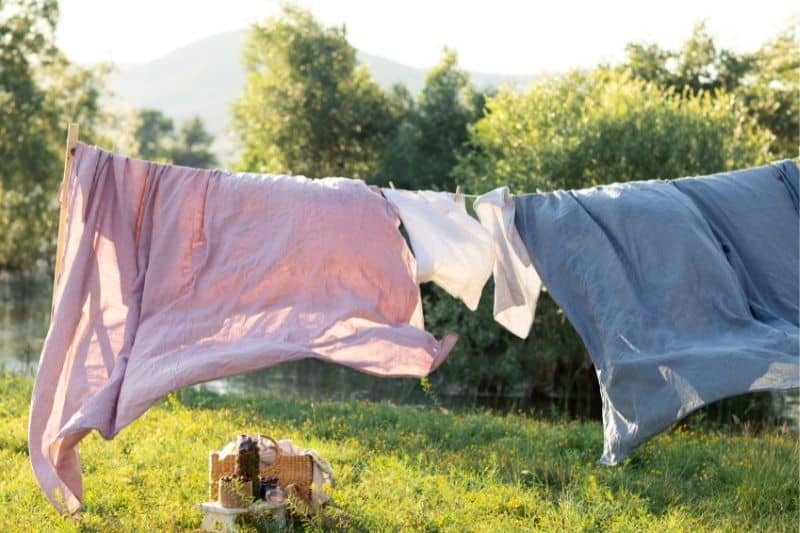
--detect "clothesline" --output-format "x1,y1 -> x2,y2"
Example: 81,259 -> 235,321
32,123 -> 799,516
388,181 -> 484,199
36,134 -> 459,514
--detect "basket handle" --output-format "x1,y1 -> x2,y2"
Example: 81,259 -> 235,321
259,434 -> 282,462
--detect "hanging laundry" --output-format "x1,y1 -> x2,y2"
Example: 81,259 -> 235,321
671,166 -> 799,327
30,144 -> 457,514
513,161 -> 800,465
382,188 -> 494,310
473,187 -> 542,338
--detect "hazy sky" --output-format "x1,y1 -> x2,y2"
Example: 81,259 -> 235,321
57,0 -> 797,74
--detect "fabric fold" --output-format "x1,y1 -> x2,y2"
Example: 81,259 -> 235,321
473,187 -> 542,338
513,162 -> 800,464
381,188 -> 495,310
29,144 -> 455,513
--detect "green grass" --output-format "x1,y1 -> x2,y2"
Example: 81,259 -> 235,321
0,374 -> 797,532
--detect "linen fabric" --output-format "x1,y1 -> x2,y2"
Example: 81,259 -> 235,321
473,187 -> 542,338
513,162 -> 800,465
30,143 -> 456,513
382,188 -> 495,310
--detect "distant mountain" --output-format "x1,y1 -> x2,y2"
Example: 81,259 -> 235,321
107,29 -> 537,160
107,30 -> 247,158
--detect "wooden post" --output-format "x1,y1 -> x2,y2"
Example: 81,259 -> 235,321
52,123 -> 79,313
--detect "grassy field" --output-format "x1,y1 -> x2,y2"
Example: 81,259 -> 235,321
0,374 -> 797,531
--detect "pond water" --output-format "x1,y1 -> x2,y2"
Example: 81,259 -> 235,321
0,276 -> 537,411
2,277 -> 797,428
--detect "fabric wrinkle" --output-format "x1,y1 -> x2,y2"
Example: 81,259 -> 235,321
30,144 -> 455,514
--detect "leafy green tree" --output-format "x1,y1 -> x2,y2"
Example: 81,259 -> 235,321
232,6 -> 398,179
133,109 -> 174,161
372,84 -> 415,186
739,28 -> 799,157
0,0 -> 60,191
622,21 -> 797,157
624,21 -> 755,95
459,70 -> 772,193
380,49 -> 483,191
0,0 -> 107,272
171,117 -> 217,168
130,110 -> 217,167
0,185 -> 53,272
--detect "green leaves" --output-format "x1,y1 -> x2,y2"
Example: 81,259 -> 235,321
132,109 -> 175,161
0,0 -> 108,273
621,21 -> 798,158
0,185 -> 54,271
172,117 -> 217,168
739,27 -> 799,158
379,49 -> 482,191
1,373 -> 796,530
130,110 -> 217,168
232,6 -> 397,179
458,70 -> 772,195
0,0 -> 60,191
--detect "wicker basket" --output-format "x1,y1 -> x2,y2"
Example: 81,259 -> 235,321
209,435 -> 314,503
209,452 -> 237,500
258,435 -> 314,504
218,477 -> 253,508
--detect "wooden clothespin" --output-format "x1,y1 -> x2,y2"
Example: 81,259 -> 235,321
52,123 -> 79,315
454,185 -> 462,202
389,181 -> 396,190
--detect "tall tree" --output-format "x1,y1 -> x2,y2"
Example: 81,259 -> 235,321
0,0 -> 107,272
0,0 -> 60,190
622,21 -> 797,157
232,6 -> 398,179
624,21 -> 755,95
130,110 -> 216,167
171,117 -> 217,168
380,49 -> 483,191
739,28 -> 799,157
133,109 -> 174,161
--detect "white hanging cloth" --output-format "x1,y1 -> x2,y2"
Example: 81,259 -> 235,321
474,187 -> 542,338
382,188 -> 494,311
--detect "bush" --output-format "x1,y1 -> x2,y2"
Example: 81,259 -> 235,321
0,185 -> 57,273
458,70 -> 773,193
